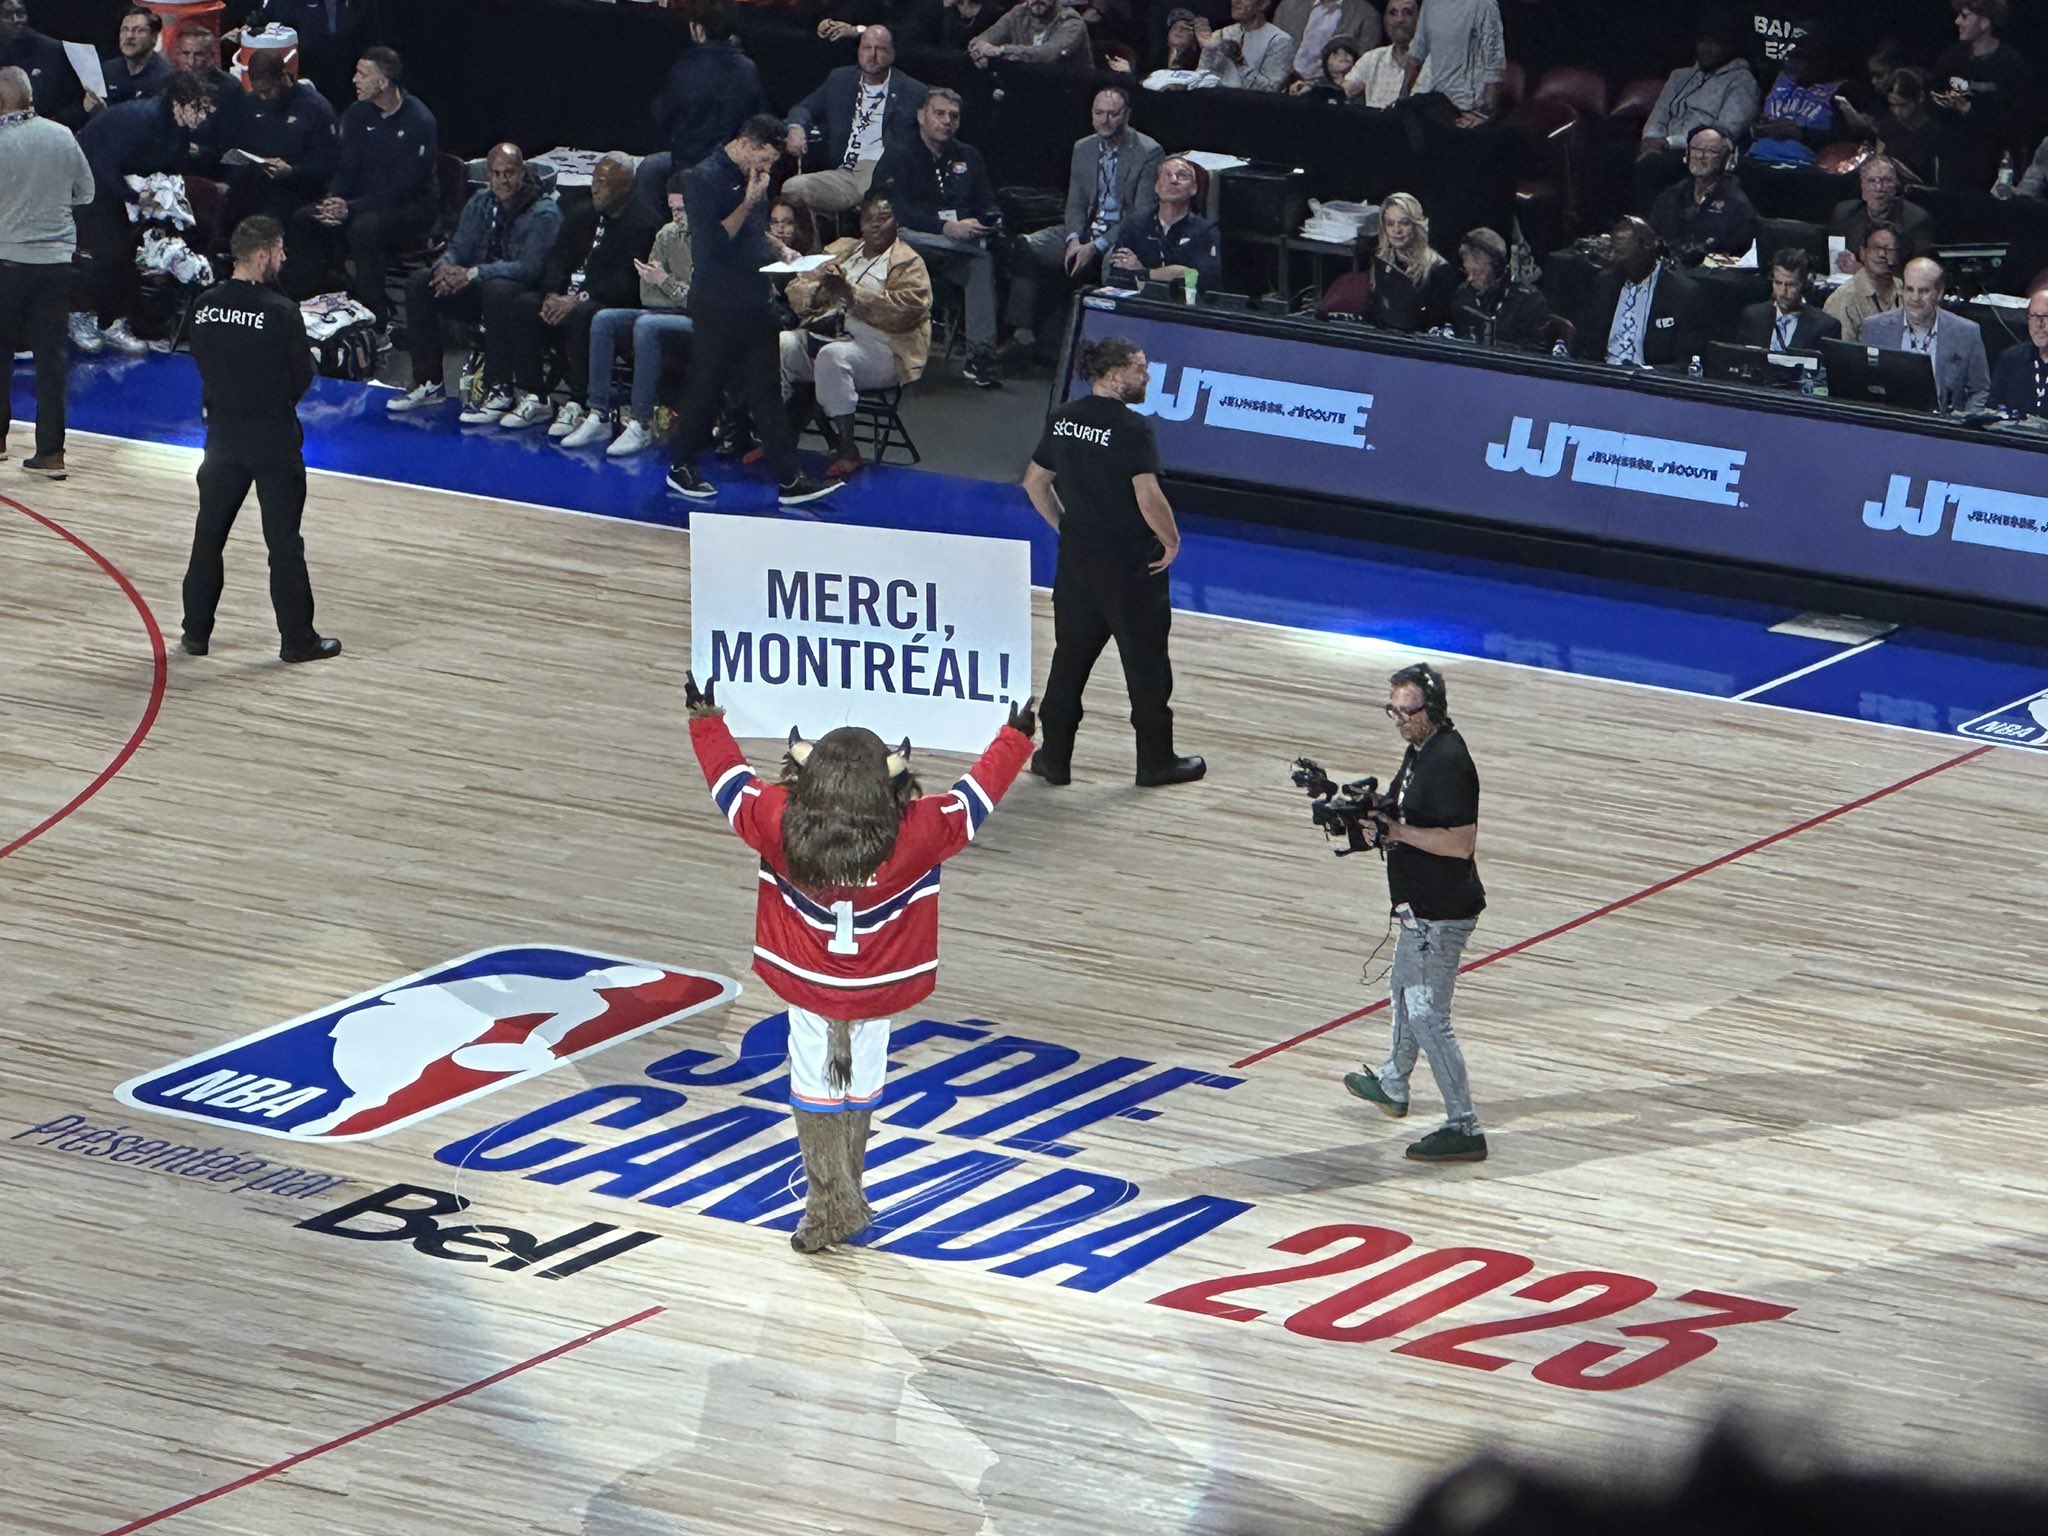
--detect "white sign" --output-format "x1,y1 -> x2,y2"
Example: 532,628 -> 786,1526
689,514 -> 1032,753
1485,416 -> 1746,506
1863,473 -> 2048,556
1133,363 -> 1374,448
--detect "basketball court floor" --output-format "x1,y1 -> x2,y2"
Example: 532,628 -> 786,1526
8,358 -> 2048,1535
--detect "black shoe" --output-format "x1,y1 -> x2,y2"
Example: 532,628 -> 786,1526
778,474 -> 842,507
665,465 -> 715,500
962,350 -> 1004,388
23,451 -> 66,479
179,633 -> 209,656
280,636 -> 342,664
1029,749 -> 1070,785
1136,754 -> 1206,787
1405,1127 -> 1488,1163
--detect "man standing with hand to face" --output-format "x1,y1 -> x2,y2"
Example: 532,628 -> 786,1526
666,114 -> 839,506
180,215 -> 339,664
1341,663 -> 1487,1164
1021,335 -> 1204,788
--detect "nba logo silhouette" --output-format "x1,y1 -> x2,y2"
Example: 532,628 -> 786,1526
1956,689 -> 2048,750
116,946 -> 740,1142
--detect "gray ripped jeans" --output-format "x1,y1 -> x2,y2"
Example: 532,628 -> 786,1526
1376,907 -> 1481,1133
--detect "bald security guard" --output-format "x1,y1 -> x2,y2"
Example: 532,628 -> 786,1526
1021,333 -> 1204,786
180,213 -> 340,663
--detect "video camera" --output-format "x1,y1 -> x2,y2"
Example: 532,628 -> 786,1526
1289,757 -> 1395,856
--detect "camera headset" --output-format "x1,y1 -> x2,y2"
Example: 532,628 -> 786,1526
1390,662 -> 1448,725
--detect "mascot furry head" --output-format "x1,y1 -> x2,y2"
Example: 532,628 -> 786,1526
781,726 -> 921,890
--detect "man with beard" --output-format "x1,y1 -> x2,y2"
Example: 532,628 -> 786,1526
1022,334 -> 1204,787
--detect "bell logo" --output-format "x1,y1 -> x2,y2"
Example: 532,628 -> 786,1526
1484,416 -> 1745,506
1132,362 -> 1372,448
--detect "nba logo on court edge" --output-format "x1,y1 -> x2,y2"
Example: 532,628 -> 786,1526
116,947 -> 739,1142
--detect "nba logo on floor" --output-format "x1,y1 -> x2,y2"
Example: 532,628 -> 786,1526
115,946 -> 740,1142
1955,689 -> 2048,750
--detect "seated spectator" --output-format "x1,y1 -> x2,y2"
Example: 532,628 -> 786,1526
563,170 -> 694,456
218,49 -> 338,239
1648,126 -> 1759,261
1400,0 -> 1504,127
1194,0 -> 1293,92
385,144 -> 562,420
1289,35 -> 1364,100
1367,191 -> 1456,332
90,7 -> 171,112
782,26 -> 926,247
1828,155 -> 1930,268
1576,215 -> 1706,369
500,153 -> 657,437
968,0 -> 1092,72
941,0 -> 1015,51
1634,11 -> 1759,210
1822,220 -> 1902,340
653,3 -> 765,180
167,24 -> 244,150
1932,0 -> 2032,190
1840,67 -> 1947,187
1152,7 -> 1203,76
780,190 -> 932,479
1004,85 -> 1161,355
1988,289 -> 2048,416
1274,0 -> 1378,86
1104,155 -> 1220,292
0,0 -> 83,128
1859,256 -> 1988,412
871,87 -> 1004,386
1734,248 -> 1841,350
1343,0 -> 1418,109
71,69 -> 221,356
287,46 -> 438,331
1747,40 -> 1843,166
1448,227 -> 1551,351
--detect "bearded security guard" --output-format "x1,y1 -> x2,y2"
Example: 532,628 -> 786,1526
179,213 -> 340,663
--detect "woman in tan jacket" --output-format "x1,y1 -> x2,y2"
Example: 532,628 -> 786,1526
780,190 -> 932,478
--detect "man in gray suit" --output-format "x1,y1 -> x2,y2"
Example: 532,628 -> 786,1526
1860,257 -> 1990,413
1004,84 -> 1162,356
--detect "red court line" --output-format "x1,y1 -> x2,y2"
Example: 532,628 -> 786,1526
0,494 -> 168,862
1232,744 -> 1997,1069
100,1303 -> 666,1536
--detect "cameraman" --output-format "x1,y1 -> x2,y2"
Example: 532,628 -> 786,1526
1341,663 -> 1487,1163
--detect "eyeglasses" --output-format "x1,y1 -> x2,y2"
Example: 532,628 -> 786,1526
1384,702 -> 1426,721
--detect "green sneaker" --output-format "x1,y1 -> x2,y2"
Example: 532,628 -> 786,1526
1342,1069 -> 1409,1118
1405,1127 -> 1488,1163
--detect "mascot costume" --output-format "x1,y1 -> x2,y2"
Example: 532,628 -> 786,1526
685,674 -> 1036,1253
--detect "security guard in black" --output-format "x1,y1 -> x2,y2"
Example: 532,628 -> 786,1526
1023,337 -> 1203,786
180,217 -> 336,661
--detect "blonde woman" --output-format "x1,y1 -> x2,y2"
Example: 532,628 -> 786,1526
1367,191 -> 1457,332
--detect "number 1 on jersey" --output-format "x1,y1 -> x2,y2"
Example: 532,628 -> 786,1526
828,899 -> 859,955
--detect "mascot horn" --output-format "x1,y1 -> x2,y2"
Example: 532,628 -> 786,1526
685,674 -> 1038,1254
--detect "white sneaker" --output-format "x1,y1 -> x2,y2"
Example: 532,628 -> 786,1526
460,390 -> 514,425
100,319 -> 149,356
386,382 -> 446,414
499,393 -> 552,430
560,410 -> 613,449
69,314 -> 106,354
547,399 -> 587,439
605,418 -> 655,457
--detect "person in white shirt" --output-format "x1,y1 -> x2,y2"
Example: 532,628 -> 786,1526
1195,0 -> 1295,92
781,27 -> 926,245
1345,0 -> 1420,109
1274,0 -> 1379,86
1400,0 -> 1505,125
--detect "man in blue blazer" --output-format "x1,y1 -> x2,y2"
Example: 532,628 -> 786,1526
781,26 -> 926,243
1859,257 -> 1990,413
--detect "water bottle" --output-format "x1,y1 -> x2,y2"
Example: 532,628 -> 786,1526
1997,151 -> 2016,193
1551,339 -> 1570,359
1687,354 -> 1703,380
1183,268 -> 1198,305
1799,367 -> 1816,398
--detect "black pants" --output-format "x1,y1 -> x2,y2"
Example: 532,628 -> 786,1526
287,196 -> 435,327
182,433 -> 318,652
668,304 -> 798,482
503,290 -> 601,399
72,200 -> 136,326
402,273 -> 537,393
1038,542 -> 1176,772
0,260 -> 71,457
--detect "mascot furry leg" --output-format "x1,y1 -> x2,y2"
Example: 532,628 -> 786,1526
790,1017 -> 880,1254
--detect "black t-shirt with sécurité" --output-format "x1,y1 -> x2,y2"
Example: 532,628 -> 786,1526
1030,391 -> 1162,564
1384,721 -> 1486,921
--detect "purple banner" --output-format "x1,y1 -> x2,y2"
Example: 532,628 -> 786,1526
1073,301 -> 2048,613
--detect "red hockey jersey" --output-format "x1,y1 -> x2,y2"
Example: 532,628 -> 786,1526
690,715 -> 1033,1019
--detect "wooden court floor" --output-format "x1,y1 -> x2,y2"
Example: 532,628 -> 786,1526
6,436 -> 2048,1535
